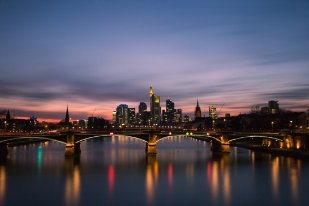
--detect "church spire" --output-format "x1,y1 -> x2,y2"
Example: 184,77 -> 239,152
65,105 -> 70,125
194,99 -> 202,120
6,110 -> 11,121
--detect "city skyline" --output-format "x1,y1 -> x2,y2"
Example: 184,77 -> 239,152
1,0 -> 309,122
0,86 -> 306,123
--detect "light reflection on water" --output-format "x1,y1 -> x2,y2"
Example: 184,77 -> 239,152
0,135 -> 308,206
272,156 -> 280,201
65,160 -> 80,206
0,166 -> 6,205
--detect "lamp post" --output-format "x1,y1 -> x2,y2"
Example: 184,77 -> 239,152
271,121 -> 274,132
289,120 -> 293,133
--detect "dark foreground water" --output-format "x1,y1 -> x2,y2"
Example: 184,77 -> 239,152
1,135 -> 309,206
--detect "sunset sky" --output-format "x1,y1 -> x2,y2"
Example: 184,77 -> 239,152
1,0 -> 309,122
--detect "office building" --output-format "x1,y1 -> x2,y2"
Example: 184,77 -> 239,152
166,99 -> 175,125
116,104 -> 129,125
209,106 -> 217,120
268,100 -> 279,114
175,109 -> 182,123
128,108 -> 136,125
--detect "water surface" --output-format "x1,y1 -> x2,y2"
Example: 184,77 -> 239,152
0,135 -> 309,206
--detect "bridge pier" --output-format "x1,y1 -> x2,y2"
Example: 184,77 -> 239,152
145,143 -> 157,154
145,133 -> 158,154
65,143 -> 81,156
65,132 -> 81,156
211,141 -> 230,153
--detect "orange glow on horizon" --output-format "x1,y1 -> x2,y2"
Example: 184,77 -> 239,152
5,106 -> 250,123
2,96 -> 307,123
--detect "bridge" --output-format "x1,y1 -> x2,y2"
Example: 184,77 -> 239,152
0,130 -> 290,158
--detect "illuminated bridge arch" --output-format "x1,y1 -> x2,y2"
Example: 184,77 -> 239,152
191,135 -> 223,143
75,134 -> 111,144
156,134 -> 223,144
155,135 -> 186,144
0,136 -> 67,145
228,135 -> 283,143
113,134 -> 148,143
76,134 -> 148,144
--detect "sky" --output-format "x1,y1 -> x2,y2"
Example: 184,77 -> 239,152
0,0 -> 309,122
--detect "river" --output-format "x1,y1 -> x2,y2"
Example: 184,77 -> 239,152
0,135 -> 309,206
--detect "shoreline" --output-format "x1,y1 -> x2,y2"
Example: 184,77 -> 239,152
192,136 -> 309,158
231,143 -> 309,159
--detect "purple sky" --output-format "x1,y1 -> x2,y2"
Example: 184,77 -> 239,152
0,0 -> 309,122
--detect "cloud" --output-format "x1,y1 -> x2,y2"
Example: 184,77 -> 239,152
262,86 -> 309,100
0,0 -> 309,121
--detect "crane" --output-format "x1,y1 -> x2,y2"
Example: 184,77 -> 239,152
218,103 -> 225,116
92,108 -> 96,117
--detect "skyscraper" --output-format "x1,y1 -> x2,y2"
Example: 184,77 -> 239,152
128,108 -> 136,125
138,102 -> 147,114
116,104 -> 129,125
268,100 -> 279,114
194,100 -> 202,120
175,109 -> 182,123
137,102 -> 149,125
161,109 -> 168,124
150,85 -> 161,125
166,99 -> 175,125
209,106 -> 217,120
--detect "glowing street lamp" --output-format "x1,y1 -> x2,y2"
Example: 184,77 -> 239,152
271,121 -> 274,131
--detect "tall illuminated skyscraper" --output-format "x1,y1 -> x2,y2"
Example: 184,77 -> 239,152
149,84 -> 161,125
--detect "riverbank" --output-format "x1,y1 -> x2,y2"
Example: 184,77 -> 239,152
231,143 -> 309,158
191,136 -> 309,158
